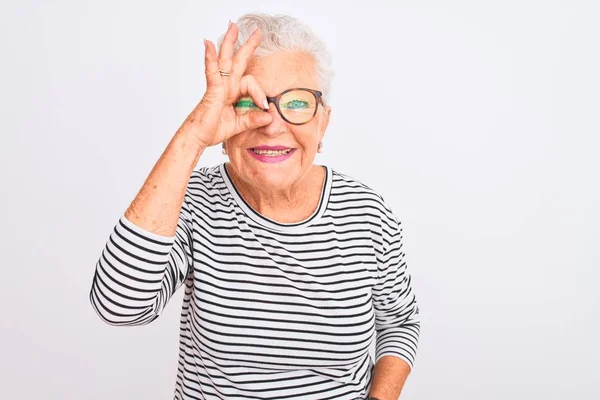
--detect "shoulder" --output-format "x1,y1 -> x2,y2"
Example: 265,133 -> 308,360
190,164 -> 222,186
184,164 -> 231,208
328,167 -> 404,252
328,167 -> 399,226
186,164 -> 231,194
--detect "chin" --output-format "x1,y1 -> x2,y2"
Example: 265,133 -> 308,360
250,165 -> 301,189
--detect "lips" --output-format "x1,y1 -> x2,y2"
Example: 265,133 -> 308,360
246,147 -> 296,163
251,148 -> 292,156
251,145 -> 293,151
249,145 -> 295,156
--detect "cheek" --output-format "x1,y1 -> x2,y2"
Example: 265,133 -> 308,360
227,134 -> 250,156
293,128 -> 321,153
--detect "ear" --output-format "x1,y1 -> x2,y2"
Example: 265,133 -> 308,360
318,104 -> 332,141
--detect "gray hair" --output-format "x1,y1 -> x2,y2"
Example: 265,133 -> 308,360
218,13 -> 334,104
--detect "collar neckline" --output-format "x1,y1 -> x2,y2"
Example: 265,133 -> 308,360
219,162 -> 331,232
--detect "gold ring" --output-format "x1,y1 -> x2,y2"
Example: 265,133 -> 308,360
219,70 -> 231,77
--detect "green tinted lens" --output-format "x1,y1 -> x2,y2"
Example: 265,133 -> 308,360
234,97 -> 261,114
279,90 -> 316,123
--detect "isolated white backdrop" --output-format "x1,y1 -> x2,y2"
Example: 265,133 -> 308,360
1,1 -> 598,399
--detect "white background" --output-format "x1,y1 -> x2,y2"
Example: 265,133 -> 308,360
1,1 -> 598,399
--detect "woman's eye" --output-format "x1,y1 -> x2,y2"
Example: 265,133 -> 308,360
282,99 -> 309,109
234,98 -> 260,109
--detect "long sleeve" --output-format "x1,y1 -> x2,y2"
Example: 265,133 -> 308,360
89,197 -> 194,326
372,213 -> 421,369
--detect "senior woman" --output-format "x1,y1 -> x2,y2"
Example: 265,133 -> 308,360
89,13 -> 420,400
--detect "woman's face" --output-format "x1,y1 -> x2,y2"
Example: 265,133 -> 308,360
225,52 -> 331,192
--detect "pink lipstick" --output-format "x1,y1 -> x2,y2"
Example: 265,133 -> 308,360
247,145 -> 296,164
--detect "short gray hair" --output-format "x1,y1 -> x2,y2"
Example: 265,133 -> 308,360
218,13 -> 334,104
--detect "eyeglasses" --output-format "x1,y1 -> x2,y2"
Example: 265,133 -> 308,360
233,88 -> 323,125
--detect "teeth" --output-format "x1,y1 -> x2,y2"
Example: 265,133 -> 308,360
252,149 -> 292,156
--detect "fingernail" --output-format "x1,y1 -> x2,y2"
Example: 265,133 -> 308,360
203,38 -> 207,46
228,20 -> 232,28
262,99 -> 269,110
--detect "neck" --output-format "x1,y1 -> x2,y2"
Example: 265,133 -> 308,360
226,163 -> 326,224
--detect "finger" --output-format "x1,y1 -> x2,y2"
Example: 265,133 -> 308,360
230,27 -> 262,81
238,75 -> 269,110
217,21 -> 238,75
204,39 -> 222,90
234,110 -> 273,133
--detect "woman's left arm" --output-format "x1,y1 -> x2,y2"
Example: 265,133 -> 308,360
368,355 -> 411,400
369,214 -> 420,399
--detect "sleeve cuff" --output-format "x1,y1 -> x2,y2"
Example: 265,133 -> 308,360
375,324 -> 420,369
120,214 -> 177,242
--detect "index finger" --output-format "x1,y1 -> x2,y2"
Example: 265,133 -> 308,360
217,21 -> 239,74
230,27 -> 263,81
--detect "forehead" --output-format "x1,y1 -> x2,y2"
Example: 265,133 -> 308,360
244,52 -> 318,96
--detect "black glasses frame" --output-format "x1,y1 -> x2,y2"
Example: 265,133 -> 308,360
264,88 -> 323,125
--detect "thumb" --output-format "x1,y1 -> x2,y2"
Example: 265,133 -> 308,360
235,111 -> 272,133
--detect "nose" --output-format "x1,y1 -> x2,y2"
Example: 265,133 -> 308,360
258,104 -> 287,137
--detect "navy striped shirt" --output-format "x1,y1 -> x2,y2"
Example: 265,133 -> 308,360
90,163 -> 420,399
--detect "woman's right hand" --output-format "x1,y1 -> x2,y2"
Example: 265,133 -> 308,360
180,22 -> 273,149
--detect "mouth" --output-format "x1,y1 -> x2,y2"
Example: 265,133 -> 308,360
250,148 -> 293,156
247,147 -> 297,163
